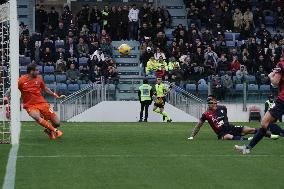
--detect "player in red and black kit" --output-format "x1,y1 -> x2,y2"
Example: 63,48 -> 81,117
235,60 -> 284,154
188,96 -> 279,140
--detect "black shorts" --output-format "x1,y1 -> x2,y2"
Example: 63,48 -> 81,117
217,124 -> 244,139
141,100 -> 152,106
268,98 -> 284,121
154,97 -> 166,108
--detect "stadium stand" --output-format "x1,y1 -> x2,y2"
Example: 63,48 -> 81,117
15,0 -> 284,102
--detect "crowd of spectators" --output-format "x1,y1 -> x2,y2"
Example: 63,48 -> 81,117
19,1 -> 284,99
140,0 -> 284,100
21,3 -> 172,87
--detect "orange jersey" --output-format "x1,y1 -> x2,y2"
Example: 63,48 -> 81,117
18,75 -> 48,108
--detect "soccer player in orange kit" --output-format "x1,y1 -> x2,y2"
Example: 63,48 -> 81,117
18,63 -> 66,140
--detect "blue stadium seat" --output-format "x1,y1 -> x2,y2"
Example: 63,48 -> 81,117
44,66 -> 55,74
43,75 -> 55,84
68,84 -> 80,93
19,56 -> 31,66
235,84 -> 244,93
226,41 -> 235,47
106,84 -> 116,91
20,66 -> 27,75
224,33 -> 233,41
36,66 -> 43,74
198,84 -> 208,95
185,84 -> 196,94
248,84 -> 259,92
56,83 -> 67,94
234,33 -> 240,40
259,85 -> 271,97
55,74 -> 67,83
265,16 -> 274,26
247,75 -> 256,84
79,57 -> 89,66
55,40 -> 65,49
46,83 -> 56,91
80,83 -> 91,89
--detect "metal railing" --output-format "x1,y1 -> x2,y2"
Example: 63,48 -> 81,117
59,83 -> 105,121
164,81 -> 206,119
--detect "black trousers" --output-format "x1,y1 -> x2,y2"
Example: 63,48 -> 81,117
140,100 -> 152,121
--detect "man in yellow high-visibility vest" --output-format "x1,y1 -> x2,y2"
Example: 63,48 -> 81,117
138,79 -> 153,122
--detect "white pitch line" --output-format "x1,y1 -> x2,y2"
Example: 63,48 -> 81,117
2,144 -> 19,189
16,154 -> 284,158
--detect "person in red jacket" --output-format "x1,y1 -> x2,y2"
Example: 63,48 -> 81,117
230,56 -> 241,72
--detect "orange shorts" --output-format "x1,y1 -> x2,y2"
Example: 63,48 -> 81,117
26,103 -> 57,121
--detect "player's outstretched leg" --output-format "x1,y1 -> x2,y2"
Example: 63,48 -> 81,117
235,111 -> 275,154
268,123 -> 284,137
242,127 -> 279,140
29,111 -> 63,139
222,134 -> 252,141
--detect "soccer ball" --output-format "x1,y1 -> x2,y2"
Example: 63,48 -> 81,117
118,44 -> 131,55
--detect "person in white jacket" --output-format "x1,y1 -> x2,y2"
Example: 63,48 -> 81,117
90,48 -> 105,62
128,4 -> 139,40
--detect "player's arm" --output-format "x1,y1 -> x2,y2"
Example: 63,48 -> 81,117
44,87 -> 66,99
188,119 -> 205,140
269,65 -> 282,86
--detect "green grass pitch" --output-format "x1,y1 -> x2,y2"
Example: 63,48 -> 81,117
1,122 -> 284,189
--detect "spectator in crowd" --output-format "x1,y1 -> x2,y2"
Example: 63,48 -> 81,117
204,46 -> 218,66
19,37 -> 32,57
232,8 -> 243,32
56,58 -> 67,73
80,66 -> 91,84
90,5 -> 101,34
236,65 -> 248,84
89,66 -> 103,83
140,47 -> 154,70
35,4 -> 47,33
106,66 -> 119,84
211,74 -> 223,100
217,54 -> 229,74
128,4 -> 139,40
77,37 -> 89,57
230,56 -> 241,73
66,63 -> 81,84
102,5 -> 110,31
154,47 -> 166,60
255,66 -> 269,85
222,73 -> 233,97
90,48 -> 106,62
48,7 -> 59,30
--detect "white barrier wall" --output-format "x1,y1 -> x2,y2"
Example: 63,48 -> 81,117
0,102 -> 277,122
68,101 -> 198,122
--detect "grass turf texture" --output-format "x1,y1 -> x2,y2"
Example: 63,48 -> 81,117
1,122 -> 284,189
0,144 -> 10,187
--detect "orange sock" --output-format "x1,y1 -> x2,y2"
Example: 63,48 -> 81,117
38,118 -> 56,132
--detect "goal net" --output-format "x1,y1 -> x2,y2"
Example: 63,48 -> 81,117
0,2 -> 11,144
0,1 -> 21,144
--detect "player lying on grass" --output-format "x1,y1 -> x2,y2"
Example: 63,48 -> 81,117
18,63 -> 66,140
153,77 -> 172,122
188,97 -> 279,140
235,60 -> 284,154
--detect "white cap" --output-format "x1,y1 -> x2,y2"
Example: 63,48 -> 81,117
146,47 -> 151,51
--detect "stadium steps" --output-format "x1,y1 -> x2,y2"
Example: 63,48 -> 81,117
159,0 -> 188,29
112,40 -> 143,100
18,0 -> 34,32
